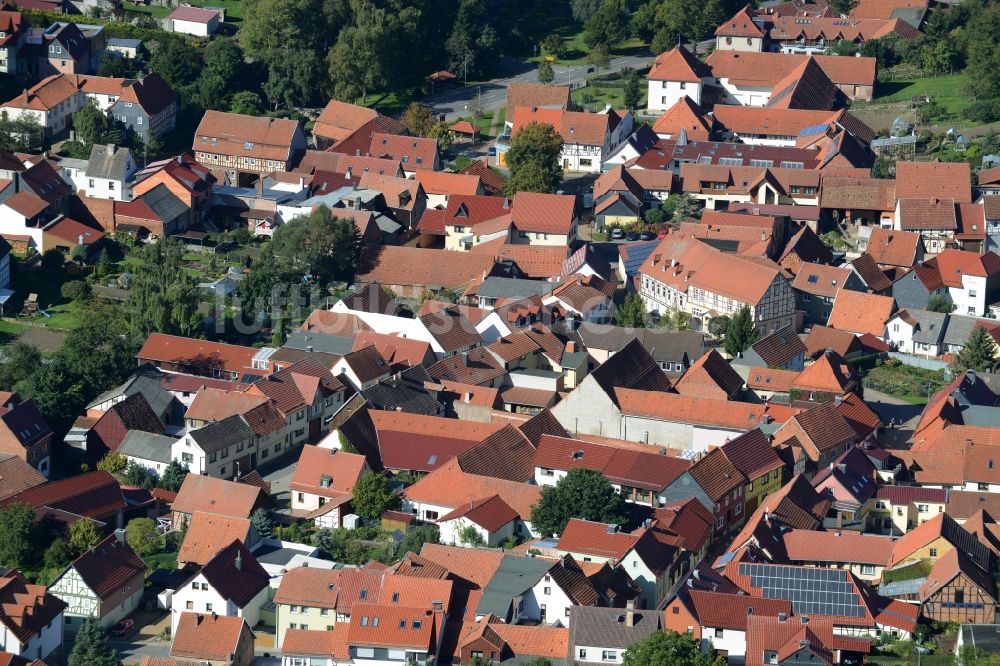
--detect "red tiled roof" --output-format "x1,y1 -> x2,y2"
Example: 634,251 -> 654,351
649,45 -> 711,82
282,626 -> 350,659
439,495 -> 518,531
71,533 -> 145,600
138,333 -> 257,377
716,6 -> 766,37
347,603 -> 438,650
510,191 -> 576,235
556,519 -> 638,560
828,290 -> 895,336
403,459 -> 540,519
356,246 -> 496,291
313,100 -> 379,144
194,111 -> 301,163
534,434 -> 691,491
706,51 -> 876,88
171,613 -> 249,662
686,590 -> 790,631
171,474 -> 268,520
177,512 -> 251,566
895,161 -> 971,203
3,470 -> 124,519
783,529 -> 894,565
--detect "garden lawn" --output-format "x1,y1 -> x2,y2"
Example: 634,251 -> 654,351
0,319 -> 26,344
874,73 -> 972,123
144,550 -> 177,573
864,363 -> 949,404
881,559 -> 933,584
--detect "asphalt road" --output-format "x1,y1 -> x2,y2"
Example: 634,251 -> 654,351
425,53 -> 653,121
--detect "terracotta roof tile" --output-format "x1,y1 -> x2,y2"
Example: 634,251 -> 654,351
138,333 -> 258,377
368,133 -> 438,171
171,474 -> 268,520
895,161 -> 971,203
614,388 -> 783,430
827,289 -> 894,336
848,253 -> 892,292
71,533 -> 145,600
509,191 -> 576,235
706,50 -> 875,88
791,262 -> 852,298
403,459 -> 540,520
194,111 -> 301,163
3,470 -> 125,519
439,494 -> 518,531
535,434 -> 690,491
177,512 -> 251,566
556,519 -> 639,560
356,246 -> 496,291
686,589 -> 790,630
415,171 -> 481,197
347,602 -> 438,650
281,626 -> 349,659
186,388 -> 268,423
290,446 -> 368,498
171,613 -> 250,662
649,45 -> 711,82
313,100 -> 379,144
866,228 -> 920,267
673,349 -> 744,400
505,83 -> 569,112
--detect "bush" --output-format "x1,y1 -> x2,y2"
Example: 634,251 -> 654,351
61,280 -> 92,302
967,99 -> 1000,123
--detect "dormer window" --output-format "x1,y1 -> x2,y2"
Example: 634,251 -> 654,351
244,141 -> 254,150
319,475 -> 332,488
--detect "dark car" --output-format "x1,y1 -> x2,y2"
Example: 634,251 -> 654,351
625,230 -> 640,241
610,227 -> 625,239
639,230 -> 656,241
112,618 -> 134,637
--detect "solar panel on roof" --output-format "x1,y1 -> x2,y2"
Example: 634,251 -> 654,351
800,123 -> 829,137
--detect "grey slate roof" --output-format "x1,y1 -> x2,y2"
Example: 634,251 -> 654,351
944,314 -> 994,348
140,183 -> 189,222
188,414 -> 255,454
363,378 -> 442,415
85,144 -> 131,180
477,277 -> 558,300
476,555 -> 554,619
568,605 -> 662,651
283,330 -> 355,356
898,308 -> 948,346
576,323 -> 704,364
117,430 -> 176,464
86,364 -> 174,417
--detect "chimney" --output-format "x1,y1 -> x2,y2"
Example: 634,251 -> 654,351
345,166 -> 352,179
625,608 -> 635,627
778,612 -> 787,622
78,234 -> 85,246
566,341 -> 576,353
235,553 -> 242,571
834,394 -> 842,405
114,528 -> 126,544
464,391 -> 472,403
432,600 -> 443,611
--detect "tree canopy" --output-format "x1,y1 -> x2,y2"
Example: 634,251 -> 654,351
504,122 -> 564,195
68,619 -> 119,666
956,325 -> 999,373
530,468 -> 628,536
623,630 -> 726,666
124,239 -> 202,340
352,472 -> 399,520
724,305 -> 759,358
617,293 -> 647,328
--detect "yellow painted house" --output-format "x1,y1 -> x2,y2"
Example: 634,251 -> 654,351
716,429 -> 786,519
886,513 -> 993,572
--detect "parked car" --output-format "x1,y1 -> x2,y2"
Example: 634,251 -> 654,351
640,230 -> 656,241
610,227 -> 624,240
625,230 -> 639,241
112,618 -> 134,637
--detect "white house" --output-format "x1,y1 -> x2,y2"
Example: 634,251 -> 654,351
437,495 -> 518,548
167,5 -> 221,36
289,445 -> 368,528
0,570 -> 65,662
0,73 -> 87,138
169,540 -> 270,636
171,414 -> 257,479
70,144 -> 136,201
646,46 -> 708,113
884,309 -> 948,357
500,107 -> 633,174
48,532 -> 145,635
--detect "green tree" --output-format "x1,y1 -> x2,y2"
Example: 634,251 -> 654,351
644,208 -> 667,226
617,292 -> 646,328
124,239 -> 202,338
828,0 -> 859,16
0,503 -> 35,568
504,122 -> 564,196
43,537 -> 74,572
397,525 -> 439,557
926,294 -> 955,313
250,507 -> 276,539
352,472 -> 399,520
68,618 -> 119,666
96,248 -> 114,278
584,0 -> 628,48
148,37 -> 200,90
328,14 -> 389,103
401,102 -> 437,137
68,519 -> 101,556
73,101 -> 113,147
121,461 -> 157,489
271,316 -> 288,346
623,630 -> 724,666
538,59 -> 555,84
708,315 -> 731,336
457,524 -> 485,547
71,244 -> 88,264
0,343 -> 42,391
158,460 -> 189,492
125,517 -> 161,556
541,33 -> 567,60
263,49 -> 327,109
61,280 -> 91,303
97,451 -> 129,475
269,206 -> 360,286
40,248 -> 64,273
195,72 -> 229,111
530,468 -> 627,536
97,55 -> 136,78
957,325 -> 999,373
587,43 -> 611,72
966,6 -> 1000,101
622,67 -> 642,110
571,0 -> 603,22
230,91 -> 263,116
724,304 -> 759,358
203,38 -> 244,83
671,193 -> 701,222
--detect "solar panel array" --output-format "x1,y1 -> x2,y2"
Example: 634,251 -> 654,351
739,563 -> 867,618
